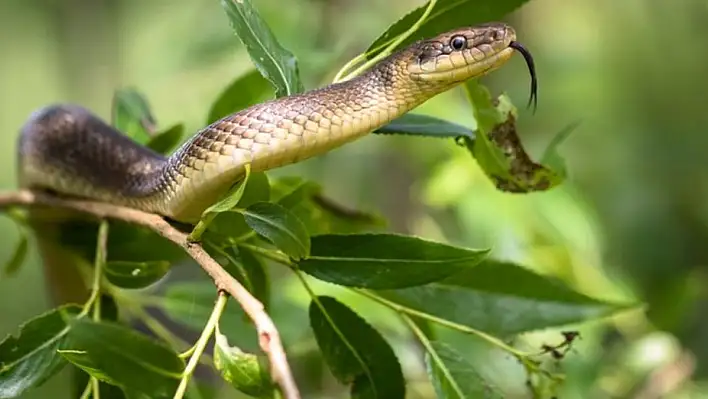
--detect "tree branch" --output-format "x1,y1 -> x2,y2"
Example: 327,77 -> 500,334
0,189 -> 300,399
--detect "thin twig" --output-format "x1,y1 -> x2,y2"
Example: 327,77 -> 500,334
0,190 -> 300,399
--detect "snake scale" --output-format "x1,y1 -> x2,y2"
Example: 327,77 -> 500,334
17,22 -> 536,224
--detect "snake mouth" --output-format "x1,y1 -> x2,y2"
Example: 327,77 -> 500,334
509,41 -> 538,112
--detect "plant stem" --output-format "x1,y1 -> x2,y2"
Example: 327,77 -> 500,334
80,220 -> 109,318
173,292 -> 228,399
335,0 -> 437,82
239,243 -> 293,266
353,288 -> 530,358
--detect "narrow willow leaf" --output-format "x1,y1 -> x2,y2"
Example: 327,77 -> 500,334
366,0 -> 531,59
213,331 -> 273,397
380,260 -> 634,336
2,234 -> 28,278
104,260 -> 171,289
309,296 -> 405,399
240,202 -> 310,259
111,88 -> 156,144
219,0 -> 303,98
64,319 -> 183,398
208,69 -> 274,123
425,341 -> 504,399
375,113 -> 474,139
464,80 -> 563,192
0,305 -> 80,398
146,123 -> 184,155
541,120 -> 581,180
298,234 -> 488,289
204,164 -> 252,215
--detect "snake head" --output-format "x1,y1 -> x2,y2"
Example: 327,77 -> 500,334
407,22 -> 537,111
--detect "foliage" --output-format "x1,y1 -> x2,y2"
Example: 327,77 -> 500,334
0,0 -> 637,398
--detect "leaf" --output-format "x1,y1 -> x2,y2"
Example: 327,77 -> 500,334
111,88 -> 156,144
0,305 -> 80,398
298,234 -> 488,289
235,246 -> 270,308
463,80 -> 563,192
380,260 -> 634,336
366,0 -> 531,59
104,260 -> 171,289
375,114 -> 475,139
213,331 -> 273,397
146,124 -> 184,155
541,120 -> 581,180
64,319 -> 183,398
207,69 -> 274,124
2,234 -> 28,278
205,165 -> 253,215
309,296 -> 405,399
425,341 -> 504,399
219,0 -> 303,98
239,202 -> 310,260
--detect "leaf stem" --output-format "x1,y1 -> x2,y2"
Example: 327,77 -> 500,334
335,0 -> 437,82
401,314 -> 466,398
239,243 -> 293,266
353,289 -> 530,358
80,220 -> 109,318
173,291 -> 228,399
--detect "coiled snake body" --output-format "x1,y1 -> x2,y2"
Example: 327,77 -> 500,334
17,23 -> 535,224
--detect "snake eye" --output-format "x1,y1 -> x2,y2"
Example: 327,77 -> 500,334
450,35 -> 467,50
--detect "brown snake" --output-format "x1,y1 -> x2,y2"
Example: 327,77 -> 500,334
17,22 -> 537,224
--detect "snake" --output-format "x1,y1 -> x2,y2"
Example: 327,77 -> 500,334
17,22 -> 537,224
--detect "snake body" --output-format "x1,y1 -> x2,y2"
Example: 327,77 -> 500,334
18,23 -> 530,223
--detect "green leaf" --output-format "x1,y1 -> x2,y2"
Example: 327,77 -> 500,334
207,69 -> 274,124
425,341 -> 504,399
541,120 -> 581,179
205,165 -> 253,215
463,80 -> 563,193
213,331 -> 273,397
104,260 -> 171,289
111,88 -> 156,144
309,296 -> 405,399
0,305 -> 80,398
366,0 -> 531,59
239,202 -> 310,259
64,319 -> 183,398
298,234 -> 488,289
219,0 -> 303,98
375,114 -> 475,139
1,233 -> 28,278
380,260 -> 634,336
146,124 -> 184,155
235,246 -> 270,308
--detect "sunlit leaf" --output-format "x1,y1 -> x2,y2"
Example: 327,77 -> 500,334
464,80 -> 563,192
366,0 -> 531,59
219,0 -> 303,98
0,305 -> 80,398
146,123 -> 184,155
1,234 -> 28,278
239,202 -> 310,259
64,319 -> 183,398
104,260 -> 171,289
309,296 -> 405,399
213,331 -> 273,397
298,234 -> 488,289
205,165 -> 253,215
375,113 -> 474,139
208,69 -> 274,124
425,341 -> 504,399
111,88 -> 156,144
380,260 -> 634,336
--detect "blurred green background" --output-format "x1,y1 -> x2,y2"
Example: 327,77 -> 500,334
2,0 -> 708,397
